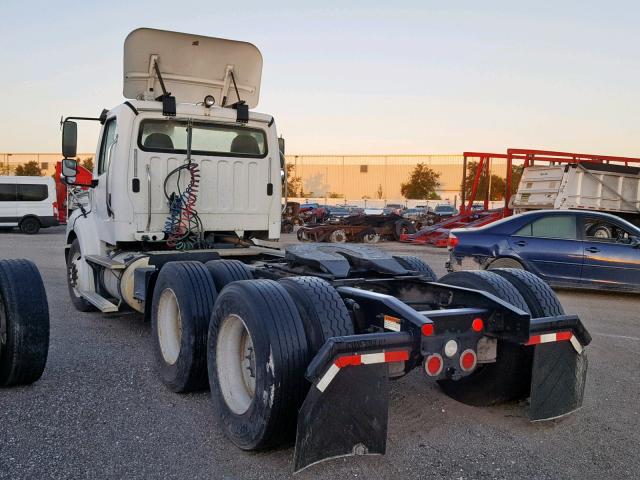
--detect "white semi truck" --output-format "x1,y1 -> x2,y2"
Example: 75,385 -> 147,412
60,28 -> 592,472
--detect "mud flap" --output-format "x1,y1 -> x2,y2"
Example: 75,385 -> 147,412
529,341 -> 588,421
294,363 -> 389,473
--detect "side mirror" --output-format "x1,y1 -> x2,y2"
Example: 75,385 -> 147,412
62,121 -> 78,158
278,136 -> 285,155
630,235 -> 640,248
61,158 -> 78,185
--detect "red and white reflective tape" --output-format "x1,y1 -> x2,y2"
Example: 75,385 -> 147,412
315,350 -> 410,392
525,331 -> 583,354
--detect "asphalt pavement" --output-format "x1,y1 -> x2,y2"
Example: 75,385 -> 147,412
1,227 -> 639,479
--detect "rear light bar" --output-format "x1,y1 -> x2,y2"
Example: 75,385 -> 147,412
447,234 -> 459,249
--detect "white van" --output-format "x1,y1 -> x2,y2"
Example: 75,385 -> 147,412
0,176 -> 59,234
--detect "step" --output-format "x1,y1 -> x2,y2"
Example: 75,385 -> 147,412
79,291 -> 119,313
85,255 -> 126,270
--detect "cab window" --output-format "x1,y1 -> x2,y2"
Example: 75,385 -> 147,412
138,120 -> 267,158
515,215 -> 577,240
98,119 -> 117,175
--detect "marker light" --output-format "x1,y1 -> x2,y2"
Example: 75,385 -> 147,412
421,323 -> 434,336
204,95 -> 215,107
471,317 -> 484,332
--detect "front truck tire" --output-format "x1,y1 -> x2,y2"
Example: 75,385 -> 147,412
0,259 -> 49,386
151,261 -> 217,393
66,238 -> 95,312
208,280 -> 309,450
436,270 -> 533,405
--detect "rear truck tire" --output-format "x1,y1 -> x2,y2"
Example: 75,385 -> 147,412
489,268 -> 564,317
436,270 -> 533,406
329,229 -> 347,243
394,220 -> 416,240
66,238 -> 96,312
208,280 -> 309,450
358,228 -> 381,244
297,228 -> 309,242
393,255 -> 437,281
487,257 -> 524,270
279,276 -> 354,354
0,259 -> 49,386
204,259 -> 253,292
151,261 -> 217,393
19,217 -> 40,235
281,221 -> 294,234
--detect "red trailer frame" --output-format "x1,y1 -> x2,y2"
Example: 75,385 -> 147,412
402,148 -> 640,247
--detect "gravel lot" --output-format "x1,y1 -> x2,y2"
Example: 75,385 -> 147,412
1,227 -> 639,479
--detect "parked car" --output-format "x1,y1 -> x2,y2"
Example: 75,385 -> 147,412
433,204 -> 459,219
0,176 -> 59,234
446,210 -> 640,292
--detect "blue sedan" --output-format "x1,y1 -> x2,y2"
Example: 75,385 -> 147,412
446,210 -> 640,292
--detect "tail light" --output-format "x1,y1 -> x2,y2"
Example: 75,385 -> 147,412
459,349 -> 477,372
447,233 -> 459,249
424,354 -> 444,376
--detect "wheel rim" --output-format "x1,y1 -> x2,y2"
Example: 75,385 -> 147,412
216,314 -> 256,415
157,288 -> 182,365
23,220 -> 37,234
331,230 -> 347,243
364,233 -> 380,244
68,250 -> 85,297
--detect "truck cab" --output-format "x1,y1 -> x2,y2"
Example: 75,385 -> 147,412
62,28 -> 282,253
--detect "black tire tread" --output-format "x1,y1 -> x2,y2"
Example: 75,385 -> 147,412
204,259 -> 253,291
279,276 -> 354,354
0,259 -> 49,386
393,255 -> 437,281
208,280 -> 309,450
490,268 -> 564,318
152,261 -> 216,392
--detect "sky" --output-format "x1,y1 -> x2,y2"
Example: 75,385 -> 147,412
1,0 -> 639,156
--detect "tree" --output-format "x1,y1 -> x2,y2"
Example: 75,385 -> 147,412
15,161 -> 42,176
327,192 -> 342,198
428,191 -> 441,200
376,184 -> 384,199
285,163 -> 303,197
81,157 -> 94,172
400,163 -> 441,199
460,161 -> 524,202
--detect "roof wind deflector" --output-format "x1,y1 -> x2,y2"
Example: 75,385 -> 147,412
124,28 -> 263,108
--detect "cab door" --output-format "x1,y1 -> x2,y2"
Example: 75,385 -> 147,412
93,118 -> 118,221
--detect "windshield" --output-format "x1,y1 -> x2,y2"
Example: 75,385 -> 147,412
138,119 -> 267,158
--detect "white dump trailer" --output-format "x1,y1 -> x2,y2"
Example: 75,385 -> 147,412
511,162 -> 640,226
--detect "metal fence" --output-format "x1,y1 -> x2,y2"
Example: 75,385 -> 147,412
1,152 -> 509,205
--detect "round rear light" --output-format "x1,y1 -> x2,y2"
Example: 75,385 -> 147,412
460,349 -> 477,372
444,339 -> 458,358
421,323 -> 434,336
471,317 -> 484,332
424,354 -> 444,376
